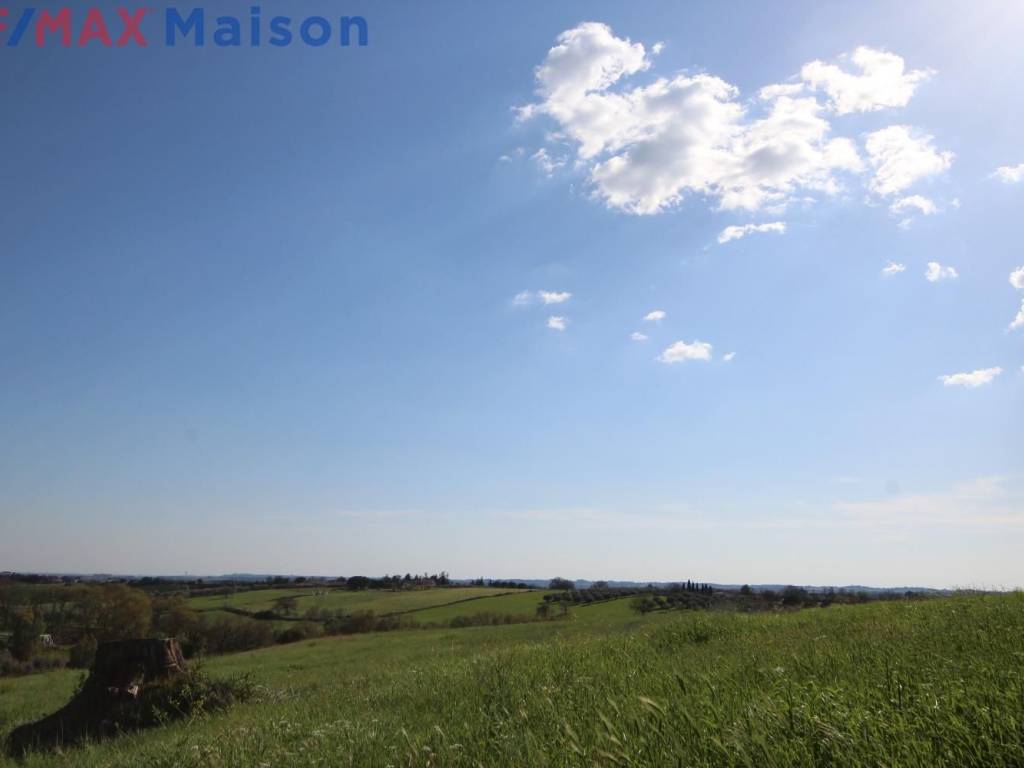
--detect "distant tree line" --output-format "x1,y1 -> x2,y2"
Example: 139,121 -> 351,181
467,579 -> 533,589
342,572 -> 451,590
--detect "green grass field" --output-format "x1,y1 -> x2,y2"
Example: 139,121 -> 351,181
186,586 -> 517,616
412,590 -> 555,623
2,593 -> 1022,766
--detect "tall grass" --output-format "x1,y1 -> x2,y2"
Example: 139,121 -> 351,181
3,593 -> 1022,767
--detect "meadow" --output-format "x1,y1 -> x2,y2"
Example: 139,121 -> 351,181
185,586 -> 520,616
2,591 -> 1021,767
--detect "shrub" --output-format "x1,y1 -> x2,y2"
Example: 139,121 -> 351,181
31,655 -> 64,672
69,635 -> 97,669
782,586 -> 810,607
9,610 -> 45,661
0,649 -> 32,676
0,650 -> 64,677
196,617 -> 275,655
275,622 -> 324,644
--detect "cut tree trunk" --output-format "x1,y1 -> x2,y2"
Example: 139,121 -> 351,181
6,638 -> 188,756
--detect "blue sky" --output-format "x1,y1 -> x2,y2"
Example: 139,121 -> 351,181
1,1 -> 1021,586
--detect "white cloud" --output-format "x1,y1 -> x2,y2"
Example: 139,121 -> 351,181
630,331 -> 648,341
717,221 -> 786,244
515,289 -> 572,305
834,476 -> 1024,530
800,46 -> 932,114
938,367 -> 1002,388
519,25 -> 953,230
891,194 -> 938,228
1009,299 -> 1024,332
722,352 -> 736,361
532,148 -> 566,176
1009,266 -> 1024,290
658,339 -> 712,363
759,82 -> 805,100
547,315 -> 567,331
538,290 -> 572,304
925,261 -> 957,282
993,164 -> 1024,184
519,23 -> 864,215
882,261 -> 906,276
643,309 -> 666,322
889,194 -> 936,216
865,126 -> 953,197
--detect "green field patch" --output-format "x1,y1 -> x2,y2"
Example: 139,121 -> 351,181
187,586 -> 517,617
410,590 -> 552,623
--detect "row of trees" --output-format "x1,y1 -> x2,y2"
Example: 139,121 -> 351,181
630,592 -> 713,614
344,572 -> 451,590
2,584 -> 151,651
467,578 -> 533,589
1,583 -> 152,671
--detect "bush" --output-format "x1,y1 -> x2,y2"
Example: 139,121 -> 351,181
782,586 -> 810,607
69,636 -> 97,669
9,610 -> 44,661
146,667 -> 256,720
0,649 -> 32,676
447,613 -> 528,629
0,650 -> 64,677
275,622 -> 324,644
196,617 -> 275,655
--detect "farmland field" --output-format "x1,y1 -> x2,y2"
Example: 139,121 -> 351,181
2,592 -> 1022,767
412,590 -> 555,623
186,586 -> 519,616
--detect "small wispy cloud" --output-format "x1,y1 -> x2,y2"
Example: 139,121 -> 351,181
722,352 -> 736,362
993,163 -> 1024,184
925,261 -> 957,282
833,476 -> 1024,530
538,290 -> 572,305
865,125 -> 953,198
547,315 -> 567,331
890,194 -> 937,228
658,340 -> 713,363
1008,299 -> 1024,332
1010,266 -> 1024,290
717,222 -> 786,244
938,367 -> 1002,388
630,332 -> 648,342
890,194 -> 936,216
882,261 -> 906,276
532,148 -> 566,176
643,309 -> 666,322
514,289 -> 572,306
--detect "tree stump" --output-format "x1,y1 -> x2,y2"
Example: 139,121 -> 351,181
6,638 -> 188,756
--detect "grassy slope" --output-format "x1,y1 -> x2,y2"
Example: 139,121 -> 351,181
187,586 -> 515,615
2,594 -> 1023,767
411,590 -> 556,622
